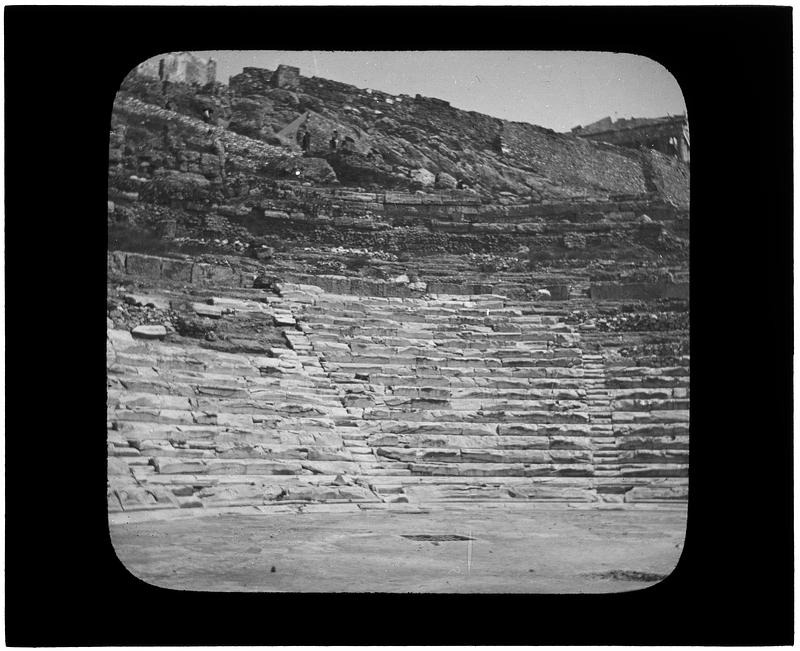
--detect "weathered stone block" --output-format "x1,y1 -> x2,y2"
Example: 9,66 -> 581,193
624,485 -> 689,502
130,325 -> 168,339
161,258 -> 194,282
126,253 -> 163,279
107,251 -> 127,275
152,457 -> 206,474
589,282 -> 690,300
191,263 -> 238,285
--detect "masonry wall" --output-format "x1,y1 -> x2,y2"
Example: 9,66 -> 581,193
136,52 -> 216,85
579,120 -> 688,162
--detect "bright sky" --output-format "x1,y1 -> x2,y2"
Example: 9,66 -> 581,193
192,50 -> 686,133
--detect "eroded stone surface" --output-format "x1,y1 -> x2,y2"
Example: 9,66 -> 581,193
107,262 -> 688,513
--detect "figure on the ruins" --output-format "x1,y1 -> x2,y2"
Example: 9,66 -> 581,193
330,130 -> 339,151
301,129 -> 311,154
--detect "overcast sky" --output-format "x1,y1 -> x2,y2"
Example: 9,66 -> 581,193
191,50 -> 686,133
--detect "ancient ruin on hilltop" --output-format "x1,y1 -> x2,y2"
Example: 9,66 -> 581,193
571,114 -> 690,164
136,51 -> 217,86
107,61 -> 689,515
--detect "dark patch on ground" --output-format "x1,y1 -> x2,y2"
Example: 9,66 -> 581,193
584,569 -> 667,582
401,534 -> 475,542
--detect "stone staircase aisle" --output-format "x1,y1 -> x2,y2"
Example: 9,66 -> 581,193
107,283 -> 385,514
293,289 -> 682,505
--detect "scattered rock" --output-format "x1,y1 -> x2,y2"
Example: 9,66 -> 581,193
435,172 -> 458,189
130,324 -> 167,339
410,168 -> 435,186
123,294 -> 170,311
254,273 -> 280,290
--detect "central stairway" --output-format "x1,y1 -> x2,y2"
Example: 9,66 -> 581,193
298,291 -> 601,503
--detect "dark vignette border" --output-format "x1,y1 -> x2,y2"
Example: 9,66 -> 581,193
4,5 -> 792,646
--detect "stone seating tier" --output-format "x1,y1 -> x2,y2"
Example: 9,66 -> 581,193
107,254 -> 689,512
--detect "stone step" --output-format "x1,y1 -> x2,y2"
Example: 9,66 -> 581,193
324,363 -> 585,377
618,464 -> 689,477
366,375 -> 588,389
612,423 -> 690,436
613,449 -> 689,463
151,457 -> 310,475
366,433 -> 595,450
611,399 -> 690,411
108,386 -> 344,407
360,408 -> 595,424
611,410 -> 690,424
407,462 -> 596,477
336,342 -> 581,356
388,386 -> 587,400
606,366 -> 690,377
375,447 -> 593,464
112,417 -> 348,439
321,353 -> 583,366
363,421 -> 613,436
605,376 -> 690,389
378,398 -> 590,411
307,328 -> 573,342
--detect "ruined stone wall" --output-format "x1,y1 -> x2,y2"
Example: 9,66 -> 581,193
136,52 -> 216,85
230,67 -> 275,95
230,66 -> 305,95
271,64 -> 300,89
577,119 -> 689,162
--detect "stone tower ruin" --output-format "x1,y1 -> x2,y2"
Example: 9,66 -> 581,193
136,51 -> 217,86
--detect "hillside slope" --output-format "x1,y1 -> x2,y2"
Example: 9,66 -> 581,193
117,65 -> 689,205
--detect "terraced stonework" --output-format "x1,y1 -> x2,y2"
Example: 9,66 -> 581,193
107,61 -> 688,517
107,252 -> 688,513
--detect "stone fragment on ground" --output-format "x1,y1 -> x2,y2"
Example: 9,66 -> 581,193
130,324 -> 168,339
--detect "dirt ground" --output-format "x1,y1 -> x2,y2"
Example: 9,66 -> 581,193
109,504 -> 687,593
